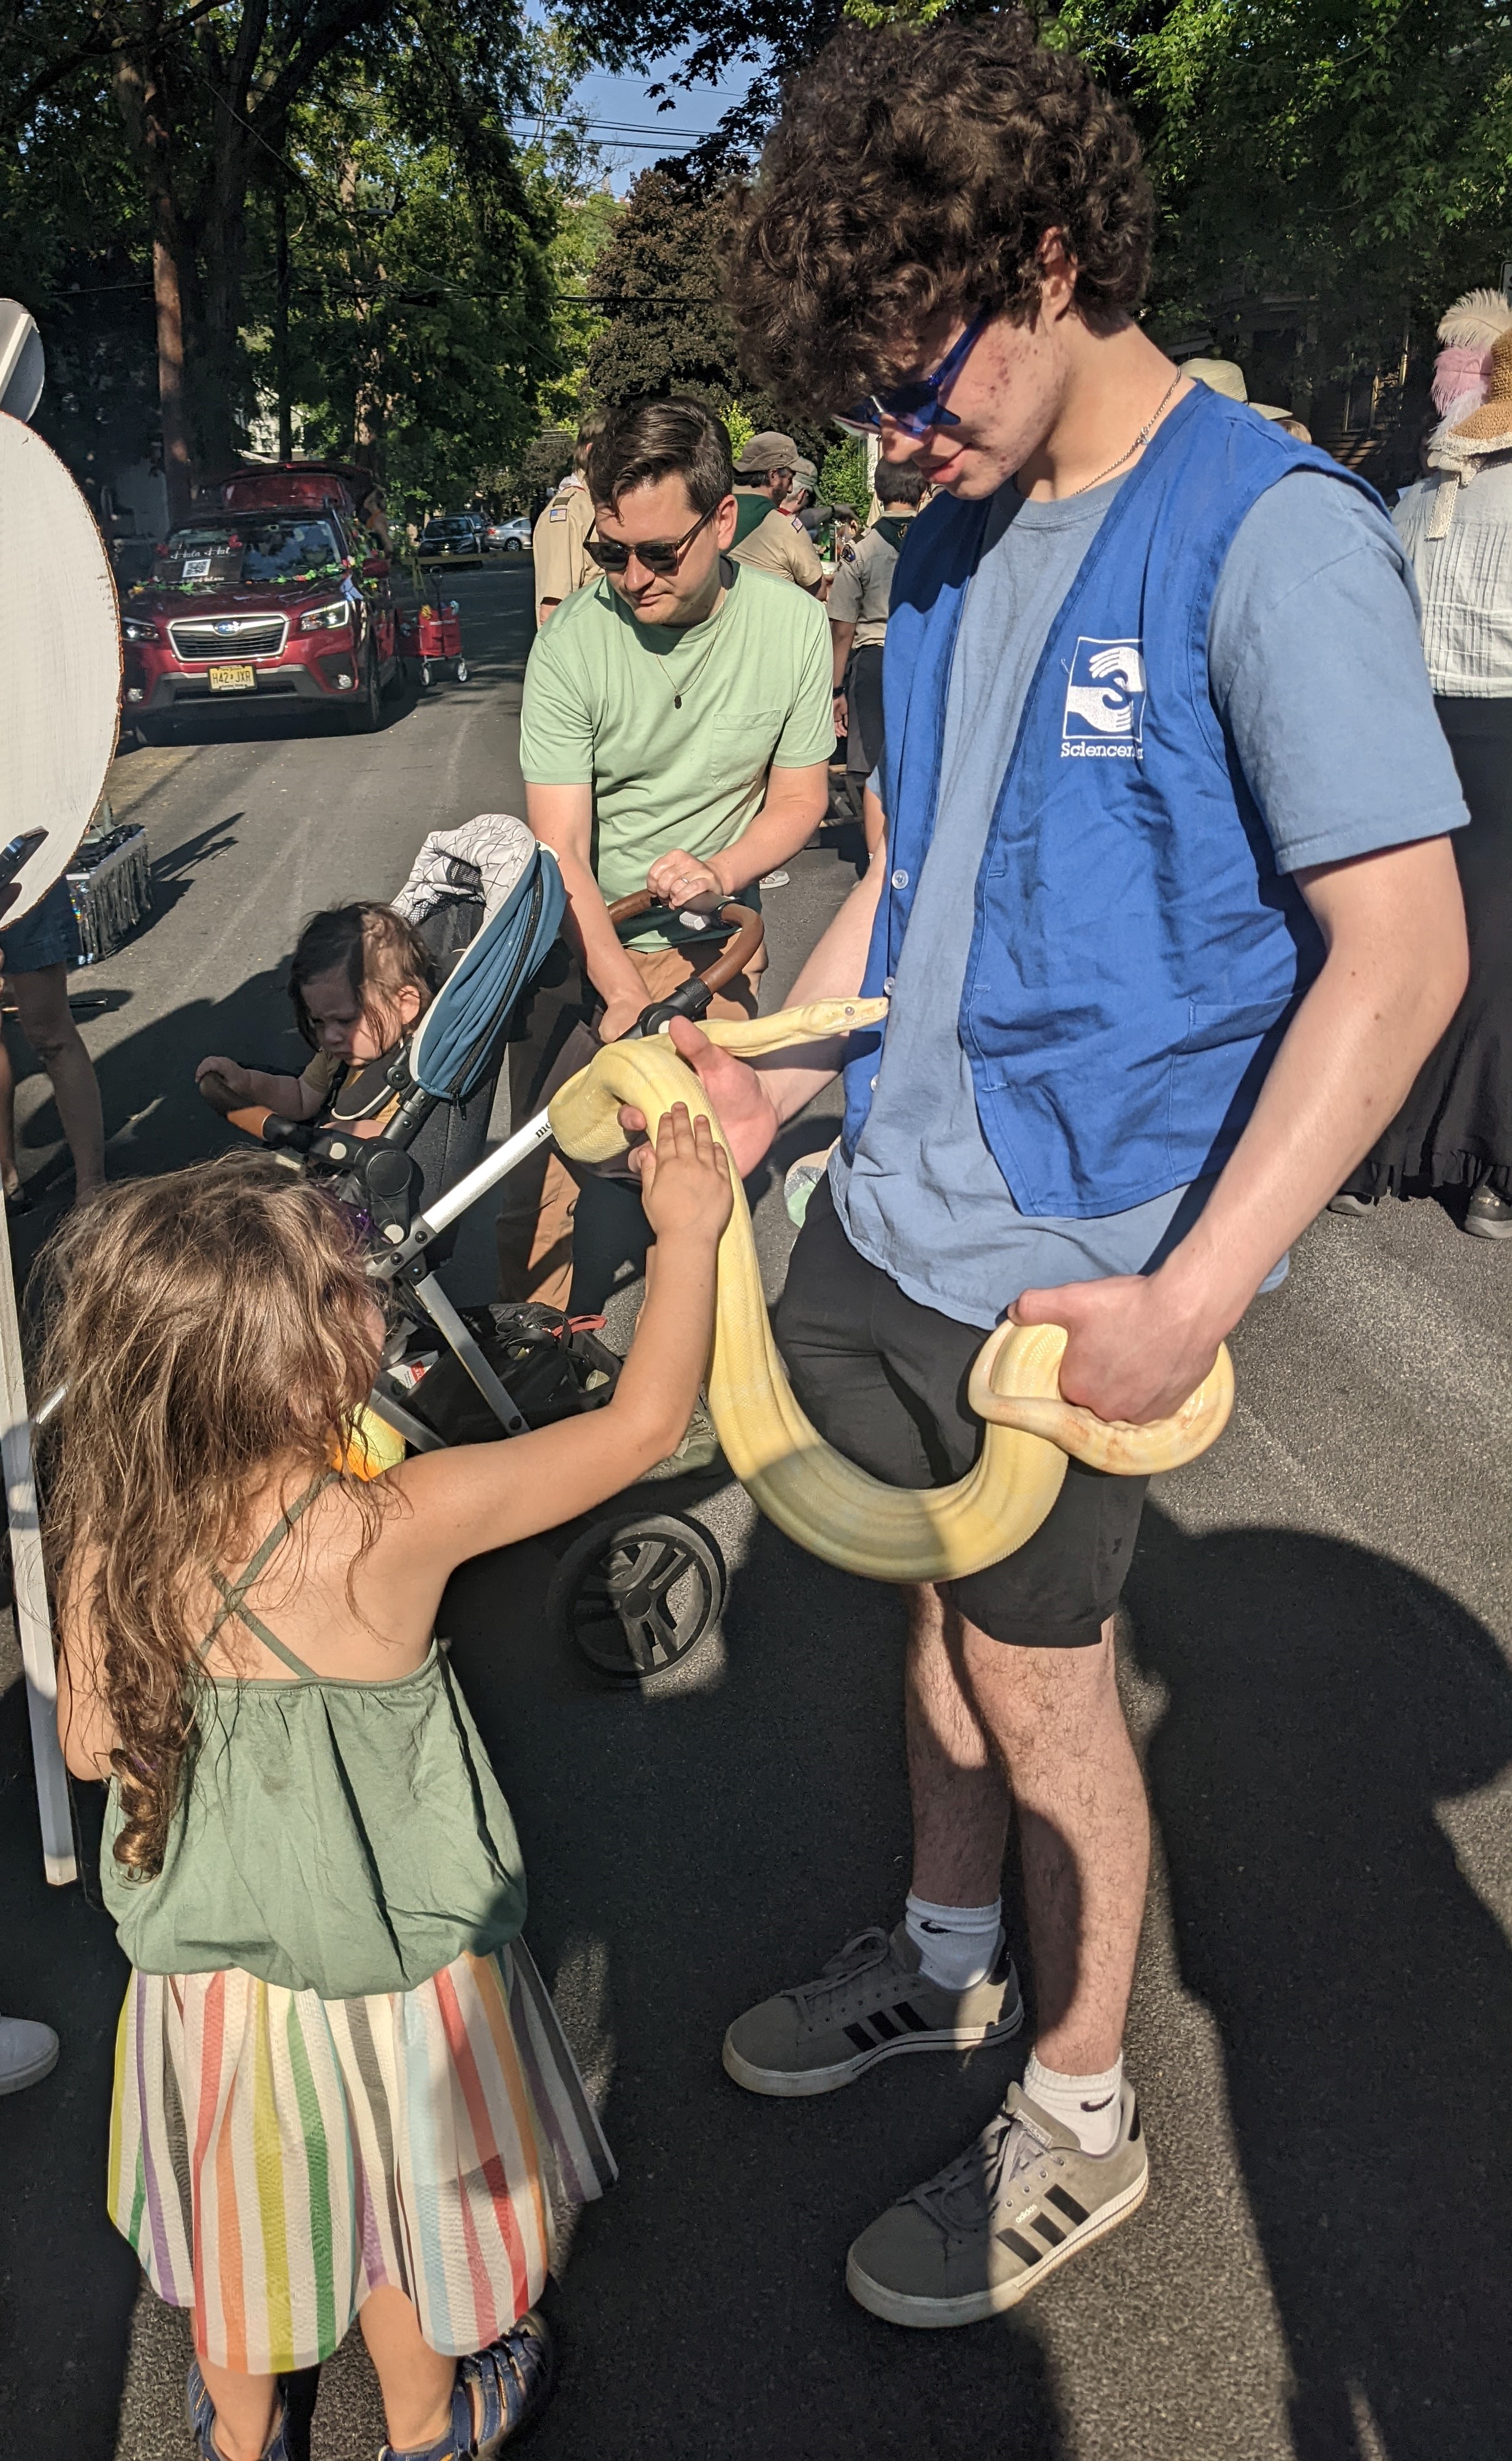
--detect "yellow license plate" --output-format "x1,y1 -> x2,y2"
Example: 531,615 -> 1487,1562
209,662 -> 256,691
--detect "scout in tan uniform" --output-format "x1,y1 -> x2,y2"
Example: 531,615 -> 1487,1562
827,458 -> 926,847
532,416 -> 604,625
728,430 -> 824,590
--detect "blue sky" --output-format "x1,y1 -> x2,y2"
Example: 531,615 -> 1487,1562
516,23 -> 767,194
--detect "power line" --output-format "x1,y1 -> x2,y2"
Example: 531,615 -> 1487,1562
509,112 -> 723,151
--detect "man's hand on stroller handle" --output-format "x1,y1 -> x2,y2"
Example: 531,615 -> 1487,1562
645,848 -> 724,911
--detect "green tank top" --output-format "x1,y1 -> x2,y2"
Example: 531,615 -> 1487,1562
102,1476 -> 526,2000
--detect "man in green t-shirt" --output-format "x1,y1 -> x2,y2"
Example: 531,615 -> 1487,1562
507,394 -> 832,1305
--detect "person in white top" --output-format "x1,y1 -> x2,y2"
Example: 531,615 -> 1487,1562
1332,291 -> 1512,1238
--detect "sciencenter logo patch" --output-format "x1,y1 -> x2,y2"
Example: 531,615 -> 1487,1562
1061,637 -> 1146,760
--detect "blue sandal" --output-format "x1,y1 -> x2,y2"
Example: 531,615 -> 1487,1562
379,2309 -> 556,2460
186,2359 -> 296,2461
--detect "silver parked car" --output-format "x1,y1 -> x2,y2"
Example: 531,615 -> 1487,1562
485,516 -> 532,554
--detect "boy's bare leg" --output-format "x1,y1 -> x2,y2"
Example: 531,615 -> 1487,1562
359,2286 -> 458,2453
906,1588 -> 1149,2070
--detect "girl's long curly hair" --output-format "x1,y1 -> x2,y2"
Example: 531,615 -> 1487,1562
37,1158 -> 390,1878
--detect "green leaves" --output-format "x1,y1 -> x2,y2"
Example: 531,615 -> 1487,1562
1050,0 -> 1512,388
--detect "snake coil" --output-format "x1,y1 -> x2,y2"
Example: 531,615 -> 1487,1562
549,1000 -> 1234,1582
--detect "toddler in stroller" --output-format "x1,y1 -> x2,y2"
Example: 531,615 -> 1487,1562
199,817 -> 735,1681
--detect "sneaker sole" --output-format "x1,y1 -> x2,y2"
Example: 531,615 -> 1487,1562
721,1994 -> 1024,2099
845,2162 -> 1149,2327
1464,1213 -> 1512,1241
0,2038 -> 59,2095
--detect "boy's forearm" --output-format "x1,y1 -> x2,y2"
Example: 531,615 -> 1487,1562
751,856 -> 887,1127
1157,918 -> 1465,1338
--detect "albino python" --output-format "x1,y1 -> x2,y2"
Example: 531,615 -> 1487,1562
549,999 -> 1234,1583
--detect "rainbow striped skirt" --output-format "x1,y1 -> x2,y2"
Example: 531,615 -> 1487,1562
108,1943 -> 615,2375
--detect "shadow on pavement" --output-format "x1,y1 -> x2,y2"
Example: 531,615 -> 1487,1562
5,960 -> 306,1271
9,1483 -> 1511,2454
444,1509 -> 1069,2461
1126,1508 -> 1512,2460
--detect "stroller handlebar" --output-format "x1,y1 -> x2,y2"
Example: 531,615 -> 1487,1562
606,894 -> 764,997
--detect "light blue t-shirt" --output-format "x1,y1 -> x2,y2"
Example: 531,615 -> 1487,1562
833,467 -> 1469,1329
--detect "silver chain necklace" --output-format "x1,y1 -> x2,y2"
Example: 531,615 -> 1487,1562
1069,370 -> 1185,497
661,577 -> 729,709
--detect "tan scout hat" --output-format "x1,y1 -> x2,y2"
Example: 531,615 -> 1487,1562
1183,358 -> 1248,402
734,429 -> 800,474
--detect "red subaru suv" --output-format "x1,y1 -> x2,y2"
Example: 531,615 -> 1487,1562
120,463 -> 401,740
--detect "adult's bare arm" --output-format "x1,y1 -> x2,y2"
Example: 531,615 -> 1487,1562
644,762 -> 831,913
526,780 -> 647,1019
1014,834 -> 1470,1422
623,852 -> 887,1173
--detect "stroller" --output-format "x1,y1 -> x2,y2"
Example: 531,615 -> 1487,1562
240,817 -> 763,1684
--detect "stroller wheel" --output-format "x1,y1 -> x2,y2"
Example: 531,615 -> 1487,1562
454,657 -> 469,683
550,1513 -> 726,1683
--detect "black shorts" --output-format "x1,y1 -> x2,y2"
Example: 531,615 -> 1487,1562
773,1181 -> 1148,1648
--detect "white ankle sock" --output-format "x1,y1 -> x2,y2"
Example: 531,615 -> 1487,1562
904,1893 -> 1003,1992
1023,2050 -> 1124,2156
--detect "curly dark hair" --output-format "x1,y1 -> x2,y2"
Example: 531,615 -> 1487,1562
727,13 -> 1154,413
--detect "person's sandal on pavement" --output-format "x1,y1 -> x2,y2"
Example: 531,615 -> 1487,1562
378,2309 -> 555,2459
722,1922 -> 1022,2098
845,2078 -> 1148,2327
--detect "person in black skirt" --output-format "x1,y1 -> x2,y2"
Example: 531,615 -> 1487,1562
1333,307 -> 1512,1238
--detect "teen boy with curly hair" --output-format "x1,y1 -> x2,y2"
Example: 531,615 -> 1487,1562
650,13 -> 1470,2325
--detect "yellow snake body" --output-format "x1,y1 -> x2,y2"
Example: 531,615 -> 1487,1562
549,1000 -> 1234,1583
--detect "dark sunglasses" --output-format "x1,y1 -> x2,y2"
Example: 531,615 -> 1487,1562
836,309 -> 991,440
585,504 -> 718,577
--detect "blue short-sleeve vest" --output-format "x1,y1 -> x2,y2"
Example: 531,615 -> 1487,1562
842,386 -> 1381,1219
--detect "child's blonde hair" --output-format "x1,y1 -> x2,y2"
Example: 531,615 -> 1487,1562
39,1158 -> 390,1878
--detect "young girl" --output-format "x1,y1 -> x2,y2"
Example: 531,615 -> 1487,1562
45,1115 -> 731,2461
196,902 -> 436,1139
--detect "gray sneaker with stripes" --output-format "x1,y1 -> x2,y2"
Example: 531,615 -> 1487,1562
721,1922 -> 1023,2098
846,2078 -> 1149,2327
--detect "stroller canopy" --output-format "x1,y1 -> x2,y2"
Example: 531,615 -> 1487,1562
407,841 -> 565,1104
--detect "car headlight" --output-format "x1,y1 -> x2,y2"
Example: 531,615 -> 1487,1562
121,615 -> 158,644
298,598 -> 352,633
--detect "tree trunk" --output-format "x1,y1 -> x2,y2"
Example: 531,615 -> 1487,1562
274,185 -> 293,459
152,230 -> 192,524
112,41 -> 196,523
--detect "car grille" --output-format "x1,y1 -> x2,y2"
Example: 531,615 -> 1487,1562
168,615 -> 288,661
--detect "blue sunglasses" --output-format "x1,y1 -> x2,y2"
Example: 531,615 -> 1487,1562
836,310 -> 991,439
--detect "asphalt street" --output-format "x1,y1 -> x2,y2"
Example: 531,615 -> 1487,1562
2,559 -> 1510,2461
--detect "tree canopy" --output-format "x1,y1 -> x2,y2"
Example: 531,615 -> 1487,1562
585,164 -> 829,455
1053,0 -> 1512,394
1,0 -> 599,520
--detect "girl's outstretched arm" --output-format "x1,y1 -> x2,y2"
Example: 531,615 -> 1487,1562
392,1104 -> 732,1569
